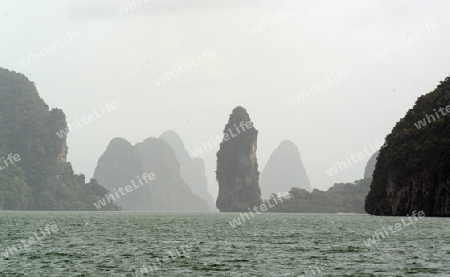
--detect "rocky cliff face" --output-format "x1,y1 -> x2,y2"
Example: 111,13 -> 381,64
216,106 -> 261,212
364,150 -> 379,179
365,77 -> 450,216
260,140 -> 311,199
93,136 -> 210,211
160,130 -> 216,211
0,68 -> 117,211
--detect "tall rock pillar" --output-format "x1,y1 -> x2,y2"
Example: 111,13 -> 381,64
216,106 -> 262,212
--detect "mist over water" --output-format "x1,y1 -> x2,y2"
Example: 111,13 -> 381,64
1,0 -> 450,275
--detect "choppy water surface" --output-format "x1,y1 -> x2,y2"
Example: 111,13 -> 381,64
0,212 -> 449,276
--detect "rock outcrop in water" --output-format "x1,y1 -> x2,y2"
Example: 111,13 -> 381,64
260,140 -> 311,199
216,106 -> 261,212
364,151 -> 379,179
160,130 -> 216,211
93,137 -> 209,211
0,68 -> 118,210
365,77 -> 450,216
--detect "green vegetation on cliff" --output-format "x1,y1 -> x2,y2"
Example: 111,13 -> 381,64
268,179 -> 371,213
216,106 -> 262,212
0,68 -> 118,210
365,76 -> 450,216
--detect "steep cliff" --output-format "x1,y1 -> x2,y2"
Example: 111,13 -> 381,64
0,68 -> 118,210
364,151 -> 379,179
260,140 -> 311,199
93,136 -> 210,211
216,106 -> 261,212
365,76 -> 450,216
160,130 -> 216,211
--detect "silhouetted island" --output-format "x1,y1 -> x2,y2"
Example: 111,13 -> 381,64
365,76 -> 450,216
216,106 -> 262,212
260,140 -> 311,199
160,130 -> 216,211
93,137 -> 209,211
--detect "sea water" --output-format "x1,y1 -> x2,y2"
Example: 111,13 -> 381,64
0,212 -> 449,276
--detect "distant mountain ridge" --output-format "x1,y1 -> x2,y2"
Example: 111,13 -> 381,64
159,130 -> 216,211
260,140 -> 311,199
93,136 -> 210,211
364,151 -> 379,179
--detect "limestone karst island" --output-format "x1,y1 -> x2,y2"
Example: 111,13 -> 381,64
2,2 -> 449,275
1,67 -> 450,216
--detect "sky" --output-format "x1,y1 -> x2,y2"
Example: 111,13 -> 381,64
1,0 -> 449,199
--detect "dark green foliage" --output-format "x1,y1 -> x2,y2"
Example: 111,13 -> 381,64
365,76 -> 450,215
268,179 -> 371,213
0,68 -> 118,210
0,164 -> 31,209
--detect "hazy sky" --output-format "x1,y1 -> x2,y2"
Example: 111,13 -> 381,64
1,0 -> 449,198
